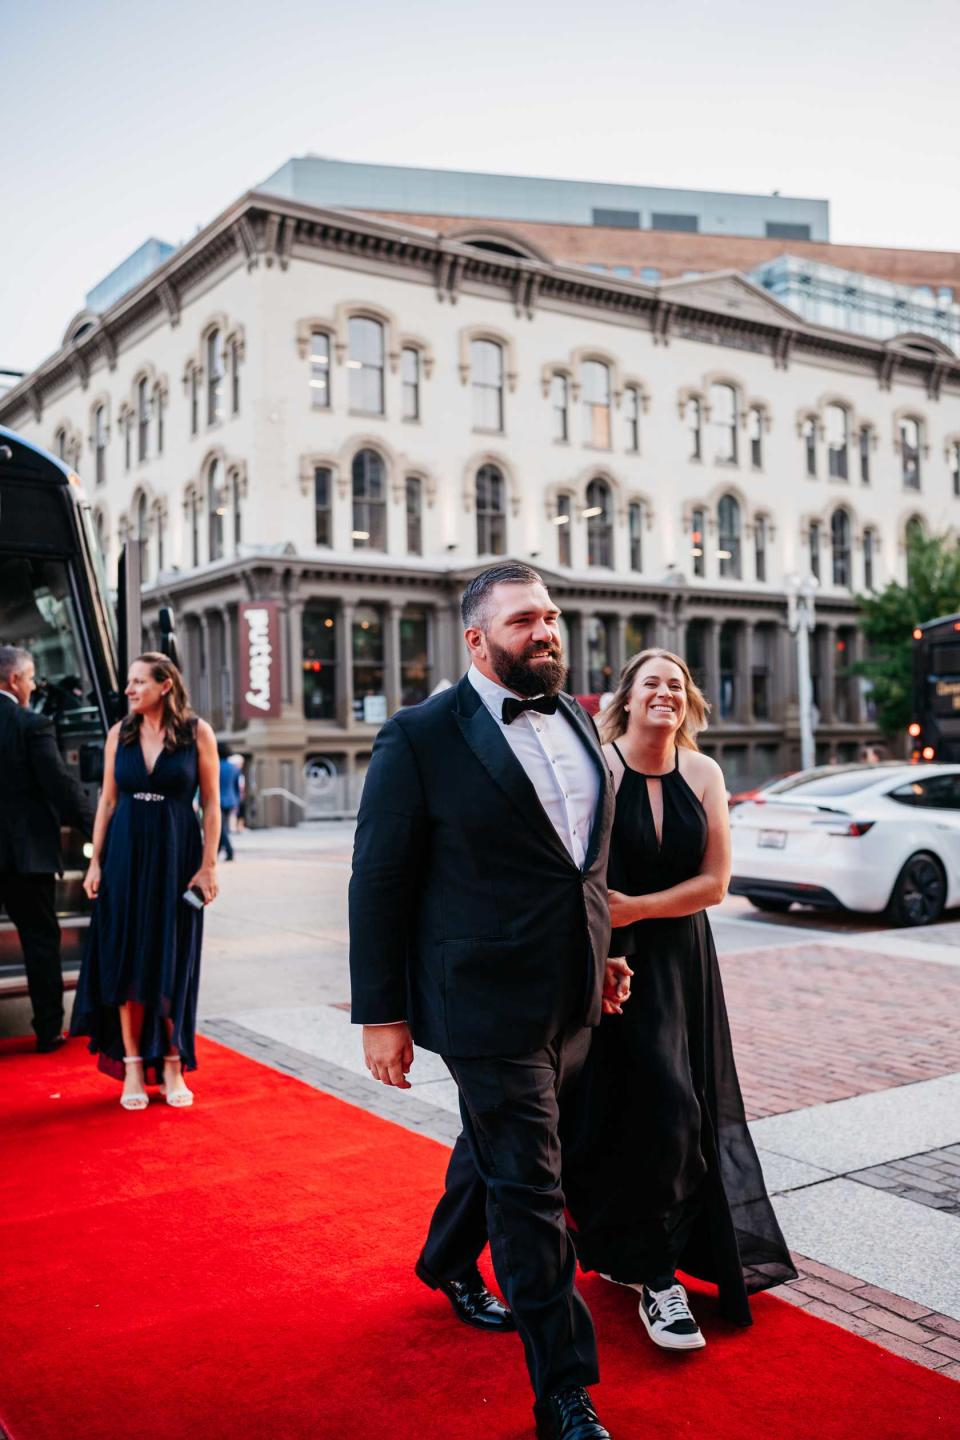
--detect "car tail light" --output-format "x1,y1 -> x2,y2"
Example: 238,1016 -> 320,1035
812,819 -> 876,837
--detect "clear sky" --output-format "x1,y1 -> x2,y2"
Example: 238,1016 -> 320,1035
3,0 -> 958,373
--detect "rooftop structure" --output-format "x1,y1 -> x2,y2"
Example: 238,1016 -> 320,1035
259,155 -> 830,242
85,237 -> 177,314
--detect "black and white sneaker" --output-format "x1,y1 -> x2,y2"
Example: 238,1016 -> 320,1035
638,1282 -> 706,1351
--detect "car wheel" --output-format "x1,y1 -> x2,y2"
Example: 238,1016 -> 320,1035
887,852 -> 946,927
745,896 -> 793,914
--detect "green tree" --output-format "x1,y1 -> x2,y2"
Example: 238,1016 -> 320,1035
856,531 -> 960,736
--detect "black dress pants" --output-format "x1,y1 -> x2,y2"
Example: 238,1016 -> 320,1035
421,1023 -> 598,1401
0,873 -> 62,1042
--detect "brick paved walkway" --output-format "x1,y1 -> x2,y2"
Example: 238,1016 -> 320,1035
717,941 -> 960,1119
851,1145 -> 960,1215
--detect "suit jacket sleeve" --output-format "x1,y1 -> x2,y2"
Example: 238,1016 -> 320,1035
348,716 -> 427,1025
26,715 -> 96,837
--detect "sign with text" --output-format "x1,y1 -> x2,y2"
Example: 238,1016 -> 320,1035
238,601 -> 282,720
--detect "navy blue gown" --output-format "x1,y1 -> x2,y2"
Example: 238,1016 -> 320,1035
71,728 -> 204,1084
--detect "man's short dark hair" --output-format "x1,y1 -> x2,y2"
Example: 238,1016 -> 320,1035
460,563 -> 544,631
0,645 -> 31,688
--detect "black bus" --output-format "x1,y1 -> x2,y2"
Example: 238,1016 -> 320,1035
909,613 -> 960,763
0,426 -> 126,993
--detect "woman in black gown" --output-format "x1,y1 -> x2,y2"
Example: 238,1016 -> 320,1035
71,653 -> 220,1109
565,648 -> 795,1350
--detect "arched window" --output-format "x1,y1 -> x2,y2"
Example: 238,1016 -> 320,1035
551,374 -> 569,442
906,515 -> 925,583
825,404 -> 849,480
137,378 -> 150,462
401,347 -> 420,421
685,397 -> 702,461
230,469 -> 242,550
624,386 -> 641,453
690,507 -> 706,577
717,494 -> 741,578
859,424 -> 872,484
809,519 -> 822,581
475,464 -> 506,555
582,361 -> 611,448
802,416 -> 817,477
901,417 -> 921,489
352,449 -> 386,550
555,492 -> 572,566
135,493 -> 150,583
309,332 -> 331,409
349,317 -> 385,415
405,476 -> 423,555
94,405 -> 107,487
755,514 -> 768,581
748,406 -> 764,469
207,460 -> 225,561
628,500 -> 644,572
471,341 -> 504,432
585,477 -> 613,568
206,329 -> 225,425
188,367 -> 199,435
155,386 -> 165,455
831,509 -> 852,588
709,383 -> 738,465
863,526 -> 877,591
229,338 -> 241,415
314,467 -> 332,547
185,488 -> 200,568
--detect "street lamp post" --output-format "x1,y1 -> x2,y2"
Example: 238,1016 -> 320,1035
785,573 -> 818,771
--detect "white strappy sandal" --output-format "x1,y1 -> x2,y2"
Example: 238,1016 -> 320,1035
120,1056 -> 149,1110
162,1054 -> 194,1108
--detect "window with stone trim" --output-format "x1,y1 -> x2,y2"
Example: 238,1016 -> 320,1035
690,507 -> 706,577
585,477 -> 613,568
748,406 -> 763,469
809,519 -> 822,581
717,493 -> 742,578
582,362 -> 611,449
352,449 -> 386,550
628,500 -> 644,572
471,341 -> 504,432
555,492 -> 572,566
624,386 -> 641,453
401,347 -> 420,422
136,379 -> 150,462
825,404 -> 849,481
708,383 -> 738,466
951,441 -> 960,499
802,416 -> 817,478
310,332 -> 331,410
863,526 -> 877,591
551,374 -> 569,442
475,464 -> 506,555
900,418 -> 922,490
229,338 -> 241,415
685,397 -> 702,461
94,405 -> 107,487
755,514 -> 768,582
314,467 -> 332,547
207,460 -> 225,562
405,476 -> 423,555
155,387 -> 165,455
348,318 -> 385,415
831,508 -> 852,588
859,424 -> 871,484
207,330 -> 225,425
135,493 -> 150,582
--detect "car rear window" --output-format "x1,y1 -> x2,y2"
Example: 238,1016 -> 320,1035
776,772 -> 900,797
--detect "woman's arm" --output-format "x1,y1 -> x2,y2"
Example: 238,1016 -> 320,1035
83,725 -> 120,899
608,760 -> 731,925
187,719 -> 221,904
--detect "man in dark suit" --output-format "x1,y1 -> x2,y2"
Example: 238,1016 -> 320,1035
350,564 -> 630,1440
0,645 -> 95,1051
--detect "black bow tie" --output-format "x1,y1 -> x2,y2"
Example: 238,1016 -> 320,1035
501,694 -> 560,725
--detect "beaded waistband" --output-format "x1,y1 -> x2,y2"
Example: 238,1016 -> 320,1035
132,792 -> 165,802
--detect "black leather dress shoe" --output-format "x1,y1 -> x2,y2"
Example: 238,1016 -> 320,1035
415,1256 -> 516,1332
36,1034 -> 66,1054
533,1387 -> 611,1440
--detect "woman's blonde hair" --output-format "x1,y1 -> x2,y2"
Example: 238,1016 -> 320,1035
598,648 -> 710,750
119,652 -> 196,751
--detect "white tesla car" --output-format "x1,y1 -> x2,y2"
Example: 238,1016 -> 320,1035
729,763 -> 960,925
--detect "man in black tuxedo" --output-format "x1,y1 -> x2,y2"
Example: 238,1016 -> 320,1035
350,565 -> 630,1440
0,645 -> 95,1051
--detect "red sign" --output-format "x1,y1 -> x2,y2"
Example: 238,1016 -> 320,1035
238,601 -> 282,720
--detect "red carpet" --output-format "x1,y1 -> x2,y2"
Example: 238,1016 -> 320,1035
0,1035 -> 957,1440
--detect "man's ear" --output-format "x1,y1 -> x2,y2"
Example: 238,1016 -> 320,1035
464,626 -> 485,658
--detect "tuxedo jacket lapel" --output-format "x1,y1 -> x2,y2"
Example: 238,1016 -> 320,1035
454,675 -> 577,867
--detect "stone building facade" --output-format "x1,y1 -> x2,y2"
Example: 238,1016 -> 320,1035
2,192 -> 959,822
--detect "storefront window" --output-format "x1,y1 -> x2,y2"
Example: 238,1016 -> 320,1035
400,608 -> 430,706
302,603 -> 337,720
586,615 -> 612,693
353,605 -> 385,723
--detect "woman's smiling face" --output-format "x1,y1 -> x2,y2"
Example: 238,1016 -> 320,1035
628,655 -> 687,735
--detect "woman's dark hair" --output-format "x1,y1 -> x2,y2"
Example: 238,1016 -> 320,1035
118,652 -> 196,751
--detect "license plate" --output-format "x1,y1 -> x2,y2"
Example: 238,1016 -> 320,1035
758,830 -> 787,849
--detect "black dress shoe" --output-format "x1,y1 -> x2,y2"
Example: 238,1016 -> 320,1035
533,1387 -> 611,1440
36,1034 -> 66,1054
415,1256 -> 516,1332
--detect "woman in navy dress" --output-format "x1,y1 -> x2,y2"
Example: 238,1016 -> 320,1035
71,653 -> 220,1109
565,649 -> 795,1351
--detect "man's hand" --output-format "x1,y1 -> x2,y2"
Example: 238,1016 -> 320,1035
362,1022 -> 414,1089
602,957 -> 633,1016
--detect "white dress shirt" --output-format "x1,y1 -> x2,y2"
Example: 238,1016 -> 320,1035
467,665 -> 600,869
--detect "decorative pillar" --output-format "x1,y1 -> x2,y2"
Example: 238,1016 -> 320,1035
385,602 -> 403,715
221,605 -> 235,730
706,619 -> 721,716
820,624 -> 837,724
337,601 -> 355,728
198,612 -> 211,720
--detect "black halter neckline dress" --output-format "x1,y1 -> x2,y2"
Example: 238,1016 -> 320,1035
565,744 -> 796,1322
